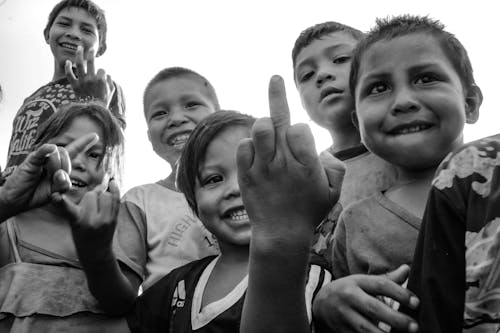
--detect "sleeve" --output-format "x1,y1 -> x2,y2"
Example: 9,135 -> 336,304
330,212 -> 350,279
115,199 -> 148,281
126,272 -> 177,333
305,264 -> 332,324
109,81 -> 126,129
399,183 -> 466,333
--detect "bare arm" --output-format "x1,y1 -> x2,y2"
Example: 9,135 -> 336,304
58,180 -> 140,315
238,75 -> 344,333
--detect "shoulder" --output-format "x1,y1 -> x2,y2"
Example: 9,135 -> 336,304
433,135 -> 500,193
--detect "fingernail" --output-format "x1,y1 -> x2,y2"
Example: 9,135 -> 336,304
408,321 -> 418,332
77,45 -> 83,52
271,75 -> 281,83
409,296 -> 419,308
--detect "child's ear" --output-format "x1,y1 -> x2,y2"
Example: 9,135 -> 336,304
44,31 -> 50,44
465,85 -> 482,124
351,110 -> 359,130
147,129 -> 152,144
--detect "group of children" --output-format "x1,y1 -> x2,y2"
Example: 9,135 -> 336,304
0,0 -> 499,332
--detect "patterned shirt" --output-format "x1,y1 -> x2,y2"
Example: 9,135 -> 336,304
401,134 -> 500,333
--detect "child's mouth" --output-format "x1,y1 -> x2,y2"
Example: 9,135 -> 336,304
71,178 -> 88,188
60,42 -> 78,51
388,123 -> 432,135
168,133 -> 190,149
224,207 -> 249,222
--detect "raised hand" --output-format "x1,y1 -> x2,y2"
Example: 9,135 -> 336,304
313,265 -> 419,333
65,46 -> 115,107
0,133 -> 98,222
59,178 -> 120,265
237,75 -> 345,242
239,75 -> 345,333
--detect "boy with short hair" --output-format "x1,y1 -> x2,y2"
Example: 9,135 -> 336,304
316,14 -> 482,332
401,133 -> 500,332
292,22 -> 397,260
119,67 -> 220,290
3,0 -> 125,179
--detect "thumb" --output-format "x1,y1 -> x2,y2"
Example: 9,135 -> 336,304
319,151 -> 345,203
385,264 -> 411,285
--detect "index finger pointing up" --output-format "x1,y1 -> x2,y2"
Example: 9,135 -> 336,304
268,75 -> 291,133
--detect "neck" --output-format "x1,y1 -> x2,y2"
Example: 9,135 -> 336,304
53,57 -> 72,81
328,126 -> 362,153
218,242 -> 250,267
395,166 -> 436,188
17,205 -> 64,224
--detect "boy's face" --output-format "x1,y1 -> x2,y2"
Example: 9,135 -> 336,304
294,31 -> 358,129
354,33 -> 478,170
49,116 -> 106,204
145,76 -> 217,166
46,7 -> 99,66
194,126 -> 251,248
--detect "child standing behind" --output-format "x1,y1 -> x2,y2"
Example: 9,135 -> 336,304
292,22 -> 397,259
317,15 -> 482,332
119,67 -> 219,290
401,134 -> 500,332
3,0 -> 125,179
126,110 -> 332,332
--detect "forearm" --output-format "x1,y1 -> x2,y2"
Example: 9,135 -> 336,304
241,226 -> 314,333
78,246 -> 138,316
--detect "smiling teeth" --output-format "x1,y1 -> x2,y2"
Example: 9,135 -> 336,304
169,133 -> 190,147
229,209 -> 248,221
394,124 -> 430,135
71,180 -> 87,187
61,43 -> 77,50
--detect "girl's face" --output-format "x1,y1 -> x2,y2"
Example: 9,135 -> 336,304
194,126 -> 251,248
49,116 -> 106,203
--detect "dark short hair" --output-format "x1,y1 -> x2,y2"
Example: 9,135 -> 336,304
177,110 -> 256,215
143,67 -> 220,116
44,0 -> 107,56
292,21 -> 365,71
34,101 -> 124,185
349,14 -> 476,102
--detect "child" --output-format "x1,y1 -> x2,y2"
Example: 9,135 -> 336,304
400,134 -> 500,332
3,0 -> 125,179
0,102 -> 141,331
125,109 -> 332,332
317,15 -> 482,332
292,21 -> 397,261
119,67 -> 220,290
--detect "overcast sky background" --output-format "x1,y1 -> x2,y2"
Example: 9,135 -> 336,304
1,0 -> 498,192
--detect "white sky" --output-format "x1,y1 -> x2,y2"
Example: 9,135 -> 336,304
1,0 -> 499,192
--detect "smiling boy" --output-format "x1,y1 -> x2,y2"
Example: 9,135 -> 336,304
119,67 -> 220,291
3,0 -> 125,179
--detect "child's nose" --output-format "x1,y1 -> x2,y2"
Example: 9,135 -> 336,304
65,26 -> 82,40
167,109 -> 188,128
391,87 -> 420,114
224,175 -> 241,199
72,152 -> 87,171
316,71 -> 335,88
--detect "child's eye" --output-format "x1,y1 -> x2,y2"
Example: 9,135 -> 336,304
415,73 -> 439,85
185,101 -> 202,109
81,27 -> 95,35
202,175 -> 223,186
333,56 -> 351,64
367,82 -> 390,95
299,71 -> 314,83
88,151 -> 104,160
151,110 -> 168,119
